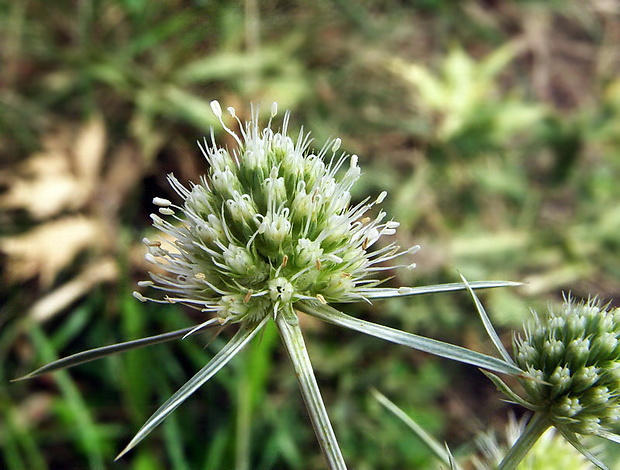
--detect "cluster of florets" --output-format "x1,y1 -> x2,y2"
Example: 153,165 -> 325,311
514,298 -> 620,435
134,101 -> 417,324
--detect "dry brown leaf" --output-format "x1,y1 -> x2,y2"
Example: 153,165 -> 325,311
73,116 -> 106,185
0,118 -> 106,220
28,257 -> 117,322
0,216 -> 103,287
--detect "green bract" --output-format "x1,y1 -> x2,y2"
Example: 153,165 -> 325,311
136,100 -> 418,324
514,298 -> 620,436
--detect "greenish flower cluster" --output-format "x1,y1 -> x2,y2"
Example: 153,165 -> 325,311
135,101 -> 417,325
514,298 -> 620,436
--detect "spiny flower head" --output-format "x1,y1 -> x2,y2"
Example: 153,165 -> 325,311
135,100 -> 418,325
514,297 -> 620,436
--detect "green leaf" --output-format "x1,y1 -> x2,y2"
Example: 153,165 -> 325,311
115,316 -> 269,460
297,301 -> 523,376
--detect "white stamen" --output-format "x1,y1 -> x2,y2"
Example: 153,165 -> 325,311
210,100 -> 222,119
145,253 -> 157,264
376,191 -> 387,204
153,197 -> 172,207
138,280 -> 154,287
332,138 -> 342,153
159,207 -> 175,216
349,154 -> 358,169
325,254 -> 343,263
133,291 -> 147,302
270,102 -> 278,118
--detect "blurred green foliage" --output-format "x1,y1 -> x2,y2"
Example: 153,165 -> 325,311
1,0 -> 619,468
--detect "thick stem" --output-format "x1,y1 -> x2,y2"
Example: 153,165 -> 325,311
276,313 -> 347,470
498,412 -> 551,470
235,348 -> 251,470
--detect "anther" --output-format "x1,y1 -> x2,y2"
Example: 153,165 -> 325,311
153,197 -> 172,207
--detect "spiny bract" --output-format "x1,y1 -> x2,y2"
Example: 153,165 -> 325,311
134,100 -> 418,325
514,298 -> 620,436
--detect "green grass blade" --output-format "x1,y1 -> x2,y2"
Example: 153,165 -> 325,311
298,301 -> 522,376
115,316 -> 269,460
28,325 -> 106,470
371,388 -> 451,467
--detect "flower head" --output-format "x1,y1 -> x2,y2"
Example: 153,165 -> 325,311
514,297 -> 620,437
135,100 -> 417,325
18,102 -> 519,469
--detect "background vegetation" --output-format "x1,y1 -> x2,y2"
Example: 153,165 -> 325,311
1,0 -> 619,468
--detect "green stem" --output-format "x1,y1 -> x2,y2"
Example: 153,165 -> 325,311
235,348 -> 251,470
276,313 -> 347,470
498,413 -> 551,470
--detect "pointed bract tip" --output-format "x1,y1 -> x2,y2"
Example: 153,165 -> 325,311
10,373 -> 34,383
114,445 -> 132,462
